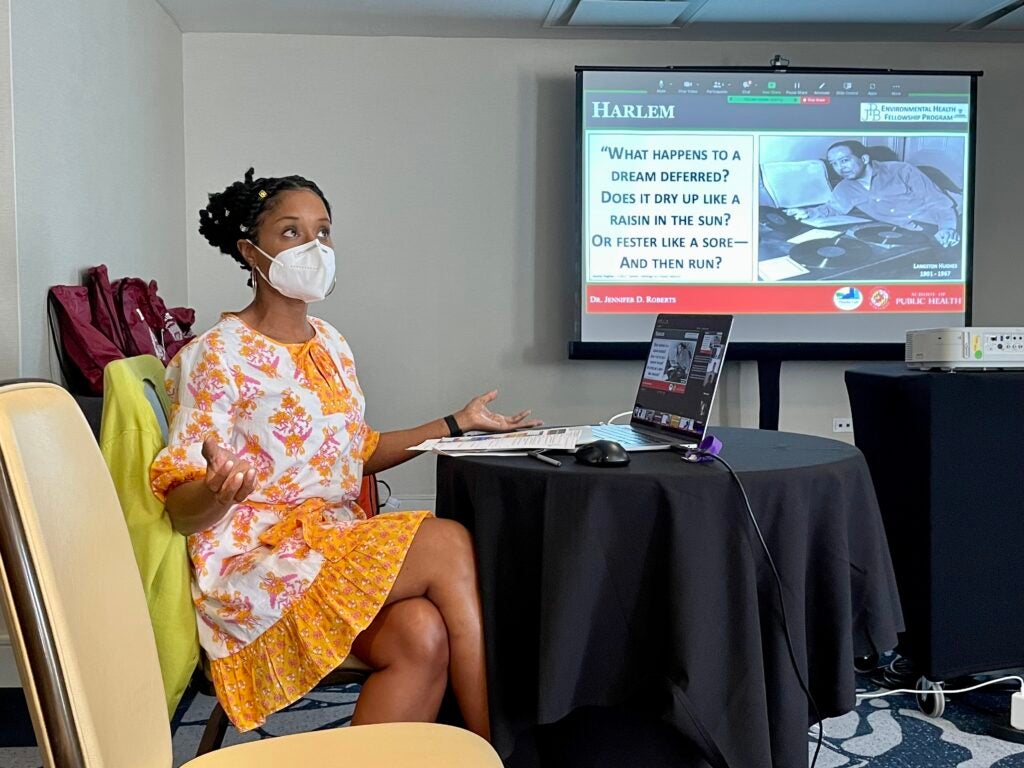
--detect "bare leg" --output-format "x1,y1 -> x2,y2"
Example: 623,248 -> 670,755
383,518 -> 490,740
350,597 -> 449,725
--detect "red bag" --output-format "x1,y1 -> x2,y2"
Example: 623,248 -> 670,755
114,275 -> 195,363
48,265 -> 196,395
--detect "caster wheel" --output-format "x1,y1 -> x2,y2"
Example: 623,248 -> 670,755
854,652 -> 880,674
916,676 -> 945,718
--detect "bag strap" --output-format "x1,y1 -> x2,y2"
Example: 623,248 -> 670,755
86,265 -> 127,352
46,290 -> 76,388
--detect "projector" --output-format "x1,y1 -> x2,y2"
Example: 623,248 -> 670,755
906,327 -> 1024,370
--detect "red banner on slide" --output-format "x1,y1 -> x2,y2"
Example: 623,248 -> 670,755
640,379 -> 686,393
586,283 -> 965,314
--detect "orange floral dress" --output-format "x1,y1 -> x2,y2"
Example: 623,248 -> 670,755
150,313 -> 429,731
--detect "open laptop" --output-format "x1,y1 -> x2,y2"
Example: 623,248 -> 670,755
576,314 -> 734,451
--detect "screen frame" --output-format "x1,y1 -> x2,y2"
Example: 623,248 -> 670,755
571,65 -> 980,362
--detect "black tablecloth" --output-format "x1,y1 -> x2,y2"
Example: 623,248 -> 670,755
847,363 -> 1024,680
436,426 -> 903,768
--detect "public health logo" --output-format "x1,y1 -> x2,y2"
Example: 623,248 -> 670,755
833,286 -> 863,311
869,288 -> 890,309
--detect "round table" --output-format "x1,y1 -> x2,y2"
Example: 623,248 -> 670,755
436,426 -> 903,768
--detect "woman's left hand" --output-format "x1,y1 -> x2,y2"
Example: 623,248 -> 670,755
454,390 -> 543,433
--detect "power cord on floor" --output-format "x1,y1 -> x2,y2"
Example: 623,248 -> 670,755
690,448 -> 825,768
857,676 -> 1024,731
856,675 -> 1024,700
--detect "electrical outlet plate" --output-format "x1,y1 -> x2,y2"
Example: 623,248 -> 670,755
832,417 -> 853,433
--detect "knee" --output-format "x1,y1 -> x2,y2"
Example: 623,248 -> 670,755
427,518 -> 477,575
392,599 -> 450,673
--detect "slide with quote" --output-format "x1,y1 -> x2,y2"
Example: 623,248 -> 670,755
580,71 -> 971,318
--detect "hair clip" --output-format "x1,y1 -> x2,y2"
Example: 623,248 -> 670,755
258,190 -> 268,199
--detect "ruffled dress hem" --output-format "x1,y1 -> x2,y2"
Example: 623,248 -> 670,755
209,509 -> 431,731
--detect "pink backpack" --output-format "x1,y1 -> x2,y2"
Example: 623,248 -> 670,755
47,265 -> 195,395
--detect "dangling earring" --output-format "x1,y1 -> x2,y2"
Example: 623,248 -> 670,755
250,266 -> 258,297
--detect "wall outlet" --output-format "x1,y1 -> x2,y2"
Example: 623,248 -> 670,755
832,417 -> 853,433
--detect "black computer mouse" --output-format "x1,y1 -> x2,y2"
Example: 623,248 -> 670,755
574,439 -> 631,467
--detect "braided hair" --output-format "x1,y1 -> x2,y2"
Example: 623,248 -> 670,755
198,168 -> 332,279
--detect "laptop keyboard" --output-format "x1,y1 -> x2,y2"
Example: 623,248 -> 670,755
591,424 -> 669,448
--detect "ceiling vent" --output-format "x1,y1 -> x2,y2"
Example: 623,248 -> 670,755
544,0 -> 695,29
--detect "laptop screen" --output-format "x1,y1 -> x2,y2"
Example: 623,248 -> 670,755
631,314 -> 734,440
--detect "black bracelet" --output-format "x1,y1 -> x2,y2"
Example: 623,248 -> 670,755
444,414 -> 463,437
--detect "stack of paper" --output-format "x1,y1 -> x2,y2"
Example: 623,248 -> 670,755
786,228 -> 843,244
758,256 -> 810,281
412,427 -> 582,454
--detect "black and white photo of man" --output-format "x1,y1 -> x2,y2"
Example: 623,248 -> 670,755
784,140 -> 960,248
664,341 -> 695,383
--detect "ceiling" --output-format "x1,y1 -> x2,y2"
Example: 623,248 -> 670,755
156,0 -> 1024,42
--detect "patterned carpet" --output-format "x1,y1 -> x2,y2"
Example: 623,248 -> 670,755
2,674 -> 1024,767
812,676 -> 1024,767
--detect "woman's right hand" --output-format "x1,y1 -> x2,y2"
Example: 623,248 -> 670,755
202,436 -> 258,506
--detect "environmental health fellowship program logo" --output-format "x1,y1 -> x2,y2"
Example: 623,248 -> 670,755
833,286 -> 863,311
869,288 -> 890,309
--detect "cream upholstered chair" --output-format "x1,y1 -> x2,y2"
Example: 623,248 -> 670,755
0,381 -> 500,768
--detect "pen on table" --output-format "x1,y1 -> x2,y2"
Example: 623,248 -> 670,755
529,450 -> 561,467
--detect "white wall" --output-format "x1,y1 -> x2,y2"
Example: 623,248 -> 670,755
0,0 -> 15,687
0,0 -> 17,383
183,35 -> 1024,498
1,0 -> 185,687
11,0 -> 187,379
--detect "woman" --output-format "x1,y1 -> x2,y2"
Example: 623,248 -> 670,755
150,169 -> 537,739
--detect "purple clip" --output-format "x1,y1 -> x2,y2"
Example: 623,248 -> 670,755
699,434 -> 722,456
682,433 -> 722,463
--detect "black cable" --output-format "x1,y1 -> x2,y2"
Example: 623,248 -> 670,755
376,478 -> 392,509
701,451 -> 825,768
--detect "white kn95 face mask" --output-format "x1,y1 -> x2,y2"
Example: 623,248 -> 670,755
248,239 -> 337,303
